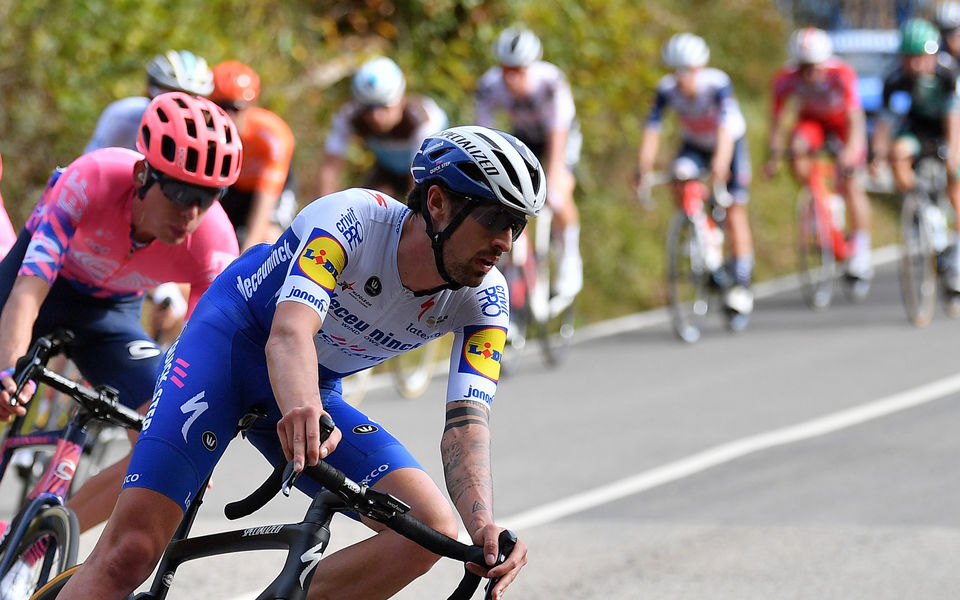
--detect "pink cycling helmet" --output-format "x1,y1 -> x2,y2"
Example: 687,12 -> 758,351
136,91 -> 242,188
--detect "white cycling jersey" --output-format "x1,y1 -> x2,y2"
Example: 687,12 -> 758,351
84,96 -> 150,153
221,188 -> 509,406
646,68 -> 747,149
474,61 -> 577,148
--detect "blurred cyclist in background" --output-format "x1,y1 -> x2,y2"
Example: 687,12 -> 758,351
84,50 -> 216,342
0,92 -> 240,547
765,27 -> 873,299
0,155 -> 17,257
636,33 -> 756,330
317,56 -> 448,198
935,1 -> 960,67
210,60 -> 297,251
85,50 -> 215,153
871,19 -> 960,294
475,26 -> 584,299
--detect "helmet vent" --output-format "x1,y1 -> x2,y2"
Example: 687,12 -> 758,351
205,141 -> 217,176
140,126 -> 151,150
492,149 -> 521,190
221,154 -> 234,179
428,147 -> 451,161
474,131 -> 503,151
457,161 -> 486,184
185,147 -> 199,173
156,108 -> 170,123
185,118 -> 197,140
161,135 -> 176,162
200,109 -> 215,131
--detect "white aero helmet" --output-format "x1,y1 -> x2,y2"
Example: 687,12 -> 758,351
412,126 -> 546,217
661,33 -> 710,69
936,1 -> 960,30
146,50 -> 215,98
493,27 -> 543,68
351,57 -> 406,107
788,27 -> 833,64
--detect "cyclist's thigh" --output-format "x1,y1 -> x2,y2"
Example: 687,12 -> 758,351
672,142 -> 709,179
245,381 -> 423,502
125,317 -> 268,512
728,136 -> 752,204
791,119 -> 827,155
59,298 -> 162,409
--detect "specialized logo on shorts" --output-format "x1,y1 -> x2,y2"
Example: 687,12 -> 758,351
202,431 -> 218,451
458,325 -> 506,383
290,228 -> 347,291
127,340 -> 162,360
353,424 -> 379,434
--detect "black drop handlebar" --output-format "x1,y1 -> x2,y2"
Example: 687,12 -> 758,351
7,330 -> 143,431
225,414 -> 517,600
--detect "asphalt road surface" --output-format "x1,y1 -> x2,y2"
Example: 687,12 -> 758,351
4,251 -> 959,599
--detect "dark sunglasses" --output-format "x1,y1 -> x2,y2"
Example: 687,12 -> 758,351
470,202 -> 528,242
146,167 -> 225,210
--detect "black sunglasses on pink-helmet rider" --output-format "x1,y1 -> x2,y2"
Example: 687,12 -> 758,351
145,165 -> 227,210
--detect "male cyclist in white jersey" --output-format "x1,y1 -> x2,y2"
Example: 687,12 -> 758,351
475,26 -> 584,299
636,33 -> 756,330
60,126 -> 537,600
318,56 -> 447,198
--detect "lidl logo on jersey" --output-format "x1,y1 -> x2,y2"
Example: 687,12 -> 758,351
290,228 -> 347,291
458,325 -> 506,383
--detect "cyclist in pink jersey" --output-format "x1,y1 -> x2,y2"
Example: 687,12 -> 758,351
0,92 -> 241,534
765,27 -> 874,294
0,154 -> 16,257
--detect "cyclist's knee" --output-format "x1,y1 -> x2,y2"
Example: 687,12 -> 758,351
89,526 -> 167,590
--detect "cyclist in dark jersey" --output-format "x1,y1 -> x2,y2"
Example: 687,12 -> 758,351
871,18 -> 960,293
317,57 -> 448,199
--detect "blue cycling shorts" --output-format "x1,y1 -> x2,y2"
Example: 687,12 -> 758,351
0,228 -> 161,410
673,137 -> 752,204
123,297 -> 421,513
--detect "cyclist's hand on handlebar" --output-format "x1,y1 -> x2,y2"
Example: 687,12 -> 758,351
277,405 -> 341,472
466,525 -> 528,600
0,367 -> 35,420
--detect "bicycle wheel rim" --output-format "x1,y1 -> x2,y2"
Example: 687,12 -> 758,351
667,213 -> 710,343
796,189 -> 836,310
1,505 -> 79,597
898,193 -> 937,327
390,339 -> 441,399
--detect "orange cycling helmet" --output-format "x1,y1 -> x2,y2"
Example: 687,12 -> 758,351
210,61 -> 260,107
137,92 -> 243,188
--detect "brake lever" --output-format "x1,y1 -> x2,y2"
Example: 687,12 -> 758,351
483,529 -> 518,600
282,413 -> 336,497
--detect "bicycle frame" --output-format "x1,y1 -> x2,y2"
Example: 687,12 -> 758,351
806,157 -> 852,262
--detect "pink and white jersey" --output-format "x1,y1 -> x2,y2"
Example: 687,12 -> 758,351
474,61 -> 577,145
20,148 -> 239,316
771,57 -> 862,122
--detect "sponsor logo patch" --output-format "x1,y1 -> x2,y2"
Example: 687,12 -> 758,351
364,276 -> 382,297
458,325 -> 506,382
353,424 -> 379,434
290,229 -> 347,291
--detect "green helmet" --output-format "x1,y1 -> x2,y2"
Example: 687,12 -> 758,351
900,18 -> 940,55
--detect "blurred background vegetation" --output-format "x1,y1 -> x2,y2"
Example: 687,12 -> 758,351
0,0 -> 905,324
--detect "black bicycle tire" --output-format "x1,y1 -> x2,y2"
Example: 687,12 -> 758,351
537,303 -> 575,367
1,505 -> 79,598
898,192 -> 938,327
666,212 -> 709,343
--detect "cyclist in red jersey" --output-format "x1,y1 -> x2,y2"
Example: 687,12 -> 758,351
765,27 -> 874,295
211,60 -> 297,251
0,93 -> 241,541
0,154 -> 16,257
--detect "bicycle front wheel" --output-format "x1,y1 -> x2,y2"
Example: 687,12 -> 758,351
796,188 -> 836,310
898,192 -> 938,327
666,212 -> 710,343
26,563 -> 79,599
0,505 -> 79,598
389,338 -> 441,399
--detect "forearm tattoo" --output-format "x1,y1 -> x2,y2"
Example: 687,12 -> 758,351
441,405 -> 493,509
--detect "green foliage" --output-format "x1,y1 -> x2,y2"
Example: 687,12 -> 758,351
0,0 -> 898,325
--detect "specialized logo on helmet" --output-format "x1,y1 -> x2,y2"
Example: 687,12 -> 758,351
458,325 -> 506,382
438,131 -> 500,176
290,228 -> 347,292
